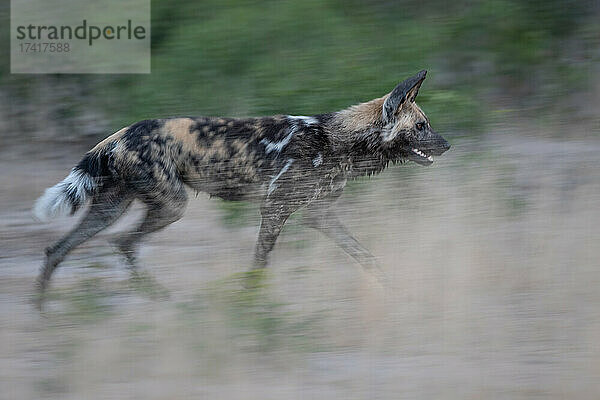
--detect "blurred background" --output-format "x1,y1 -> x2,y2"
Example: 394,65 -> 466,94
1,1 -> 600,399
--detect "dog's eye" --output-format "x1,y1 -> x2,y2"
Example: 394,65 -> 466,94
415,122 -> 425,131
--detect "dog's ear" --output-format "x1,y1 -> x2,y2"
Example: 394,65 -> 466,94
382,70 -> 427,124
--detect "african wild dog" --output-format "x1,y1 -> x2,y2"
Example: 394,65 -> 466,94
34,70 -> 450,291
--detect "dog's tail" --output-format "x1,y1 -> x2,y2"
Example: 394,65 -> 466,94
33,149 -> 112,222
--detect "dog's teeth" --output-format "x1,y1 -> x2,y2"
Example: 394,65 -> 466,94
412,148 -> 433,160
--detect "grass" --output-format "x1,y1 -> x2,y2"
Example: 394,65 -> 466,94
176,270 -> 327,353
128,269 -> 170,300
38,268 -> 169,323
1,0 -> 597,150
217,200 -> 257,227
51,277 -> 117,323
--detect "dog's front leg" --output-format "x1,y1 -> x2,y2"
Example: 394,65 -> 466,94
303,199 -> 388,284
252,203 -> 294,269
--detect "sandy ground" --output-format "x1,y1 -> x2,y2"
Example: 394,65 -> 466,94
1,132 -> 600,399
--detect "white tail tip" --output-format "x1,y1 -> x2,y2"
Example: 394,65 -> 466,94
33,169 -> 95,221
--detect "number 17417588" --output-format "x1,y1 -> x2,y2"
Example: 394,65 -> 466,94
19,42 -> 70,52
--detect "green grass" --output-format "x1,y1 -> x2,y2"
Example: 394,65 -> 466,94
128,269 -> 170,299
217,200 -> 257,227
45,277 -> 117,324
39,270 -> 169,323
177,270 -> 326,353
11,0 -> 586,138
1,1 -> 596,142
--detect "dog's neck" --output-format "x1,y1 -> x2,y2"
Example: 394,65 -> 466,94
324,96 -> 393,177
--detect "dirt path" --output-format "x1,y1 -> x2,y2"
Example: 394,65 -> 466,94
1,134 -> 600,399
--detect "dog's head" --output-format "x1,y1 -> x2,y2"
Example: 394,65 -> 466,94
380,70 -> 450,165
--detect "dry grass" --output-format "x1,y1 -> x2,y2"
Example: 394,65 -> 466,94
1,133 -> 600,399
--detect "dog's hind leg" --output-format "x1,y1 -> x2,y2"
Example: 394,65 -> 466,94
38,184 -> 133,292
112,182 -> 188,268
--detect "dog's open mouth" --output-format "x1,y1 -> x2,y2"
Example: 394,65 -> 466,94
410,148 -> 434,165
